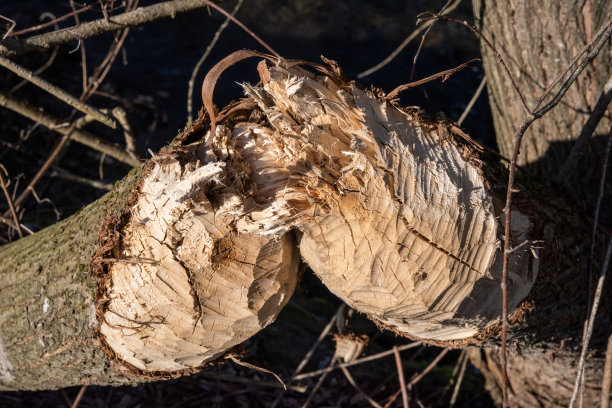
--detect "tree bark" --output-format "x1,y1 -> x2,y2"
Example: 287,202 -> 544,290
472,0 -> 611,177
0,166 -> 144,390
472,1 -> 612,406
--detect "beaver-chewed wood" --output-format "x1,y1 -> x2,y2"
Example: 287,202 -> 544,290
230,62 -> 538,343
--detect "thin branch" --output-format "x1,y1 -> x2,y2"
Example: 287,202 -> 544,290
386,58 -> 479,100
187,0 -> 243,124
198,372 -> 307,392
68,0 -> 89,95
201,0 -> 278,57
410,0 -> 455,81
340,365 -> 383,408
393,346 -> 409,408
10,13 -> 61,94
569,235 -> 612,408
70,385 -> 87,408
449,351 -> 468,407
357,0 -> 461,79
457,75 -> 486,126
0,0 -> 217,57
226,355 -> 286,390
408,348 -> 449,387
0,55 -> 116,128
385,348 -> 449,407
7,4 -> 96,38
426,15 -> 531,115
569,124 -> 612,408
301,357 -> 337,408
51,167 -> 113,191
494,15 -> 612,408
112,107 -> 138,160
0,15 -> 16,39
0,165 -> 23,238
0,91 -> 139,166
292,342 -> 422,381
270,304 -> 344,408
5,126 -> 73,218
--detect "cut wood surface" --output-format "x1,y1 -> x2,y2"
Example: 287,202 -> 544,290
226,62 -> 538,343
99,154 -> 299,372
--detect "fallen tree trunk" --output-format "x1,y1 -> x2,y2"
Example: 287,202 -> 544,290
0,55 -> 607,394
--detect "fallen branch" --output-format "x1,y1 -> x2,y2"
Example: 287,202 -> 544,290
0,91 -> 139,166
0,0 -> 218,57
0,54 -> 116,128
386,58 -> 479,100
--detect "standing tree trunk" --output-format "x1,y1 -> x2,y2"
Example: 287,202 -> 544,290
472,1 -> 612,406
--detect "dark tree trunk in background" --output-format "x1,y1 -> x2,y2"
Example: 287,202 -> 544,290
472,1 -> 612,406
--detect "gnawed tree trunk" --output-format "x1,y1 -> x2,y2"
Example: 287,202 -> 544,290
0,55 -> 606,396
472,1 -> 612,406
0,118 -> 300,390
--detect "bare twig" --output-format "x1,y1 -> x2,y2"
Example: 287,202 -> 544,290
0,91 -> 139,166
357,0 -> 461,79
0,214 -> 33,235
393,346 -> 409,408
112,107 -> 138,160
410,0 -> 455,81
270,304 -> 344,408
0,55 -> 116,128
301,357 -> 337,408
340,365 -> 383,408
0,15 -> 16,39
602,334 -> 612,408
569,124 -> 612,408
80,14 -> 133,100
425,15 -> 531,115
569,235 -> 612,408
292,342 -> 422,381
8,4 -> 96,38
557,75 -> 612,184
385,348 -> 449,407
201,0 -> 279,57
70,385 -> 87,408
2,125 -> 73,221
408,348 -> 449,387
198,372 -> 307,392
467,15 -> 612,408
51,167 -> 113,191
187,0 -> 243,124
10,13 -> 61,94
386,58 -> 479,100
226,355 -> 286,390
449,351 -> 468,407
68,0 -> 89,95
0,165 -> 22,238
0,0 -> 219,57
457,75 -> 486,126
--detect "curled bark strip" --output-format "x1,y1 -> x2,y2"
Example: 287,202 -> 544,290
201,50 -> 275,143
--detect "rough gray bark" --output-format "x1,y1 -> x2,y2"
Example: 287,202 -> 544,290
0,165 -> 145,390
472,1 -> 612,406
